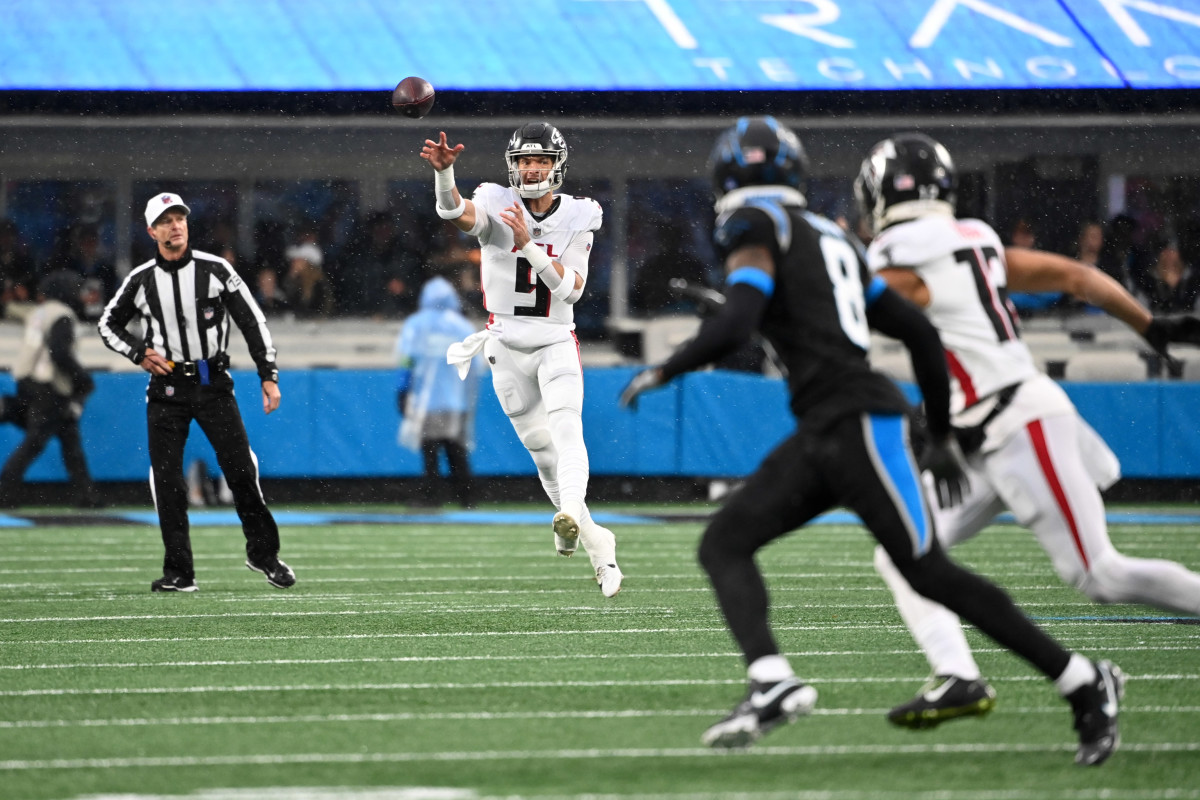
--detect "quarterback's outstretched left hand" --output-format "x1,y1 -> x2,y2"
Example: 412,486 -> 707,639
619,368 -> 665,410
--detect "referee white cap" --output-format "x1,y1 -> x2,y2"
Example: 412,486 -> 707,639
144,192 -> 191,227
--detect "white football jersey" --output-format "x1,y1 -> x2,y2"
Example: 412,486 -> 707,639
470,182 -> 602,349
866,214 -> 1038,414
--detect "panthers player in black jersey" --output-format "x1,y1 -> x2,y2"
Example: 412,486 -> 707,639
619,117 -> 1122,765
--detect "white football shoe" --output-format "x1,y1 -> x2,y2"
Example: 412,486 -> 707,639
596,562 -> 623,597
552,506 -> 581,557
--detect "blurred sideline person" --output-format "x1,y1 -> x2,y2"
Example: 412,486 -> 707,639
395,275 -> 481,508
619,116 -> 1122,766
421,122 -> 622,597
855,132 -> 1200,729
98,193 -> 293,593
0,270 -> 103,509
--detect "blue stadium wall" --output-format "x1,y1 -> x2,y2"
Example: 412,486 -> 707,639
2,368 -> 1198,482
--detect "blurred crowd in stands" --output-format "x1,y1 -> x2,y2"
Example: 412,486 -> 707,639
2,176 -> 1199,336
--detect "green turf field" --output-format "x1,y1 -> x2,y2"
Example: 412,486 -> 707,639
1,505 -> 1198,800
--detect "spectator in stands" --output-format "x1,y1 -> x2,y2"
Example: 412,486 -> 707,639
282,242 -> 335,318
1075,220 -> 1104,268
1097,213 -> 1140,290
0,219 -> 36,311
69,225 -> 119,321
1005,216 -> 1065,314
254,265 -> 290,316
395,275 -> 482,508
339,211 -> 423,316
1142,242 -> 1199,313
251,219 -> 288,296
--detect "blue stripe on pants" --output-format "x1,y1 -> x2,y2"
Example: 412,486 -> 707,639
866,413 -> 930,555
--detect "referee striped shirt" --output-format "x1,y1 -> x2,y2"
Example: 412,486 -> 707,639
98,248 -> 278,381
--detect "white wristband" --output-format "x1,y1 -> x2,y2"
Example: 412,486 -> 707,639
436,197 -> 466,220
520,241 -> 554,275
434,166 -> 459,213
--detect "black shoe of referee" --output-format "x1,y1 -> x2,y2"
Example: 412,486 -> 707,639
246,557 -> 296,589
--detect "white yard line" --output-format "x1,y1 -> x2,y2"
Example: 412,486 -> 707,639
3,742 -> 1199,771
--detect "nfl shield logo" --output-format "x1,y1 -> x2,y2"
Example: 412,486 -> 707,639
166,386 -> 175,397
204,307 -> 214,320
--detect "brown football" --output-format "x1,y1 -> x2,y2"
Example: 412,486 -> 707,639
391,76 -> 435,118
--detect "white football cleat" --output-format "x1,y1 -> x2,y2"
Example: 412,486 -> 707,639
596,563 -> 623,597
552,508 -> 580,557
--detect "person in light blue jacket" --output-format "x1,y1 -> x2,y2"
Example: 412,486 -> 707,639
395,275 -> 482,507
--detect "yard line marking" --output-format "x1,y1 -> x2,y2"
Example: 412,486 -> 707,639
1,742 -> 1197,771
8,622 -> 1197,647
5,643 -> 1197,671
3,704 -> 1197,729
5,674 -> 1198,698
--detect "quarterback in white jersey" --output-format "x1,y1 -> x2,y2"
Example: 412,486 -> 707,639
855,132 -> 1200,731
421,122 -> 621,597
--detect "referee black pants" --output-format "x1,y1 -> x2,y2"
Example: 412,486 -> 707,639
147,371 -> 279,581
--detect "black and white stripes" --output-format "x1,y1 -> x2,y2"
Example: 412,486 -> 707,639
98,248 -> 277,381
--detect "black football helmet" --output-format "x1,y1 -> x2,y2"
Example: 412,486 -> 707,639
854,132 -> 957,233
708,116 -> 808,201
506,122 -> 568,199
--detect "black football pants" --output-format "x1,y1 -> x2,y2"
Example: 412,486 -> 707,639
697,412 -> 1071,682
147,372 -> 279,581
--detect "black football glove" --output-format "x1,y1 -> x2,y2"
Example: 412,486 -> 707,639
918,436 -> 969,509
396,390 -> 409,414
668,278 -> 727,318
619,368 -> 665,410
1144,314 -> 1200,370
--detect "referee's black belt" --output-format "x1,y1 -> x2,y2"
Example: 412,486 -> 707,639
170,354 -> 229,384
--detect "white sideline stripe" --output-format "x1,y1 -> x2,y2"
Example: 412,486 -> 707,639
6,673 -> 1198,698
10,622 -> 1198,647
4,705 -> 1197,729
1,742 -> 1197,771
5,643 -> 1197,671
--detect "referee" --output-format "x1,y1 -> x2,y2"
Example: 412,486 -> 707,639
99,192 -> 294,593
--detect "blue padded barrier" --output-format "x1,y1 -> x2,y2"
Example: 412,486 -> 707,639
1,368 -> 1197,482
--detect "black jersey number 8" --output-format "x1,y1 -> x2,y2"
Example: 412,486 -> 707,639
514,256 -> 551,317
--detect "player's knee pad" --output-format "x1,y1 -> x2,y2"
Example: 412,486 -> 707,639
519,425 -> 553,454
1076,549 -> 1128,604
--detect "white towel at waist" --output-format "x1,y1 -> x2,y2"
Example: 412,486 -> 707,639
446,329 -> 490,380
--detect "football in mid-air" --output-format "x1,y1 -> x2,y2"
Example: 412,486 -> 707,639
392,76 -> 435,118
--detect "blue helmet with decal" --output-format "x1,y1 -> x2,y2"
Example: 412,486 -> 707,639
708,116 -> 808,201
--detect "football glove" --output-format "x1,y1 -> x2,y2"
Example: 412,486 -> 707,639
918,436 -> 969,509
619,368 -> 665,410
1144,314 -> 1200,370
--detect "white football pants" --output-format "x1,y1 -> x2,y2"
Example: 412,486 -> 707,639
485,337 -> 616,566
876,411 -> 1200,679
